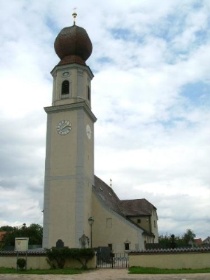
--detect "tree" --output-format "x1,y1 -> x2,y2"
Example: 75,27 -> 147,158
158,229 -> 196,248
159,234 -> 184,248
0,225 -> 14,232
158,234 -> 171,248
182,229 -> 196,246
1,223 -> 43,249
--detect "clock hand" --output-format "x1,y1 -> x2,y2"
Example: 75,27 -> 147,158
62,125 -> 71,130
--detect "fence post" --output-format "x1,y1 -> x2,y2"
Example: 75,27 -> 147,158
111,252 -> 114,269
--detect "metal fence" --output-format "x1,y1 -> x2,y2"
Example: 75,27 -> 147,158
97,252 -> 129,268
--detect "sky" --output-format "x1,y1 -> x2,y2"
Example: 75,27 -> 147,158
0,0 -> 210,240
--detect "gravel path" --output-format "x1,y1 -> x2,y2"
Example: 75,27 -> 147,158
0,269 -> 209,280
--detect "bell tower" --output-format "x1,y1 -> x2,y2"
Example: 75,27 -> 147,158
42,15 -> 96,248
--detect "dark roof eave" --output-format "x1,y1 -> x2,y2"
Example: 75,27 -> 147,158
125,214 -> 151,218
142,231 -> 155,237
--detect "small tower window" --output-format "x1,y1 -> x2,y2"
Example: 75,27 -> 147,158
124,243 -> 130,250
61,80 -> 69,95
87,86 -> 91,101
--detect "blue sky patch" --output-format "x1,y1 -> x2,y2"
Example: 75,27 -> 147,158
181,81 -> 210,106
109,28 -> 145,44
110,28 -> 132,40
97,56 -> 113,64
46,17 -> 58,33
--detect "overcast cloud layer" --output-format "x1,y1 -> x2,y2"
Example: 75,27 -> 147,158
0,0 -> 209,239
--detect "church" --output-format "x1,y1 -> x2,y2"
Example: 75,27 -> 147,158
42,14 -> 158,253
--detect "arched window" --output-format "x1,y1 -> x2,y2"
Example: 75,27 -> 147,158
61,80 -> 69,95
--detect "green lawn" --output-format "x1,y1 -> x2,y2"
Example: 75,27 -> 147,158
0,267 -> 83,274
129,266 -> 210,274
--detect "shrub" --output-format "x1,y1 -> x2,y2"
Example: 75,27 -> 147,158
46,247 -> 95,269
17,258 -> 26,270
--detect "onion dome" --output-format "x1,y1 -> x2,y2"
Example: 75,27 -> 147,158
54,24 -> 92,66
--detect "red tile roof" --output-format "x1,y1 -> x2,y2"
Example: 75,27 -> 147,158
0,231 -> 6,242
194,238 -> 202,246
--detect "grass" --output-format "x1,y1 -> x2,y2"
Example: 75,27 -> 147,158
2,266 -> 210,275
129,266 -> 210,274
0,267 -> 83,275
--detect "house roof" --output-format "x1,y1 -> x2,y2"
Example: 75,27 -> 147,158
93,175 -> 156,236
93,176 -> 156,217
0,231 -> 6,242
194,238 -> 202,246
120,199 -> 156,217
93,176 -> 122,215
203,236 -> 210,244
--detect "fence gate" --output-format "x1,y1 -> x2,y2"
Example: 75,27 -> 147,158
96,247 -> 128,268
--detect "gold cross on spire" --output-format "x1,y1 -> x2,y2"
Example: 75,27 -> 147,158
72,8 -> 77,25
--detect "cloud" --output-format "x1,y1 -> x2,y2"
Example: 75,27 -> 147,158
0,0 -> 209,240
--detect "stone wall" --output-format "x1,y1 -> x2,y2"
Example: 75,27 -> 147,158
129,248 -> 210,269
0,251 -> 96,269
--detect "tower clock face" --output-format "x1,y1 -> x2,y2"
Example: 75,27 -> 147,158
57,120 -> 71,135
86,124 -> 92,139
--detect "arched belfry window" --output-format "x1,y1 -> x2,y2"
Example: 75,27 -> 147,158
61,80 -> 69,95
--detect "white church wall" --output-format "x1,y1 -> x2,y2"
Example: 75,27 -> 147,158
92,192 -> 145,253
